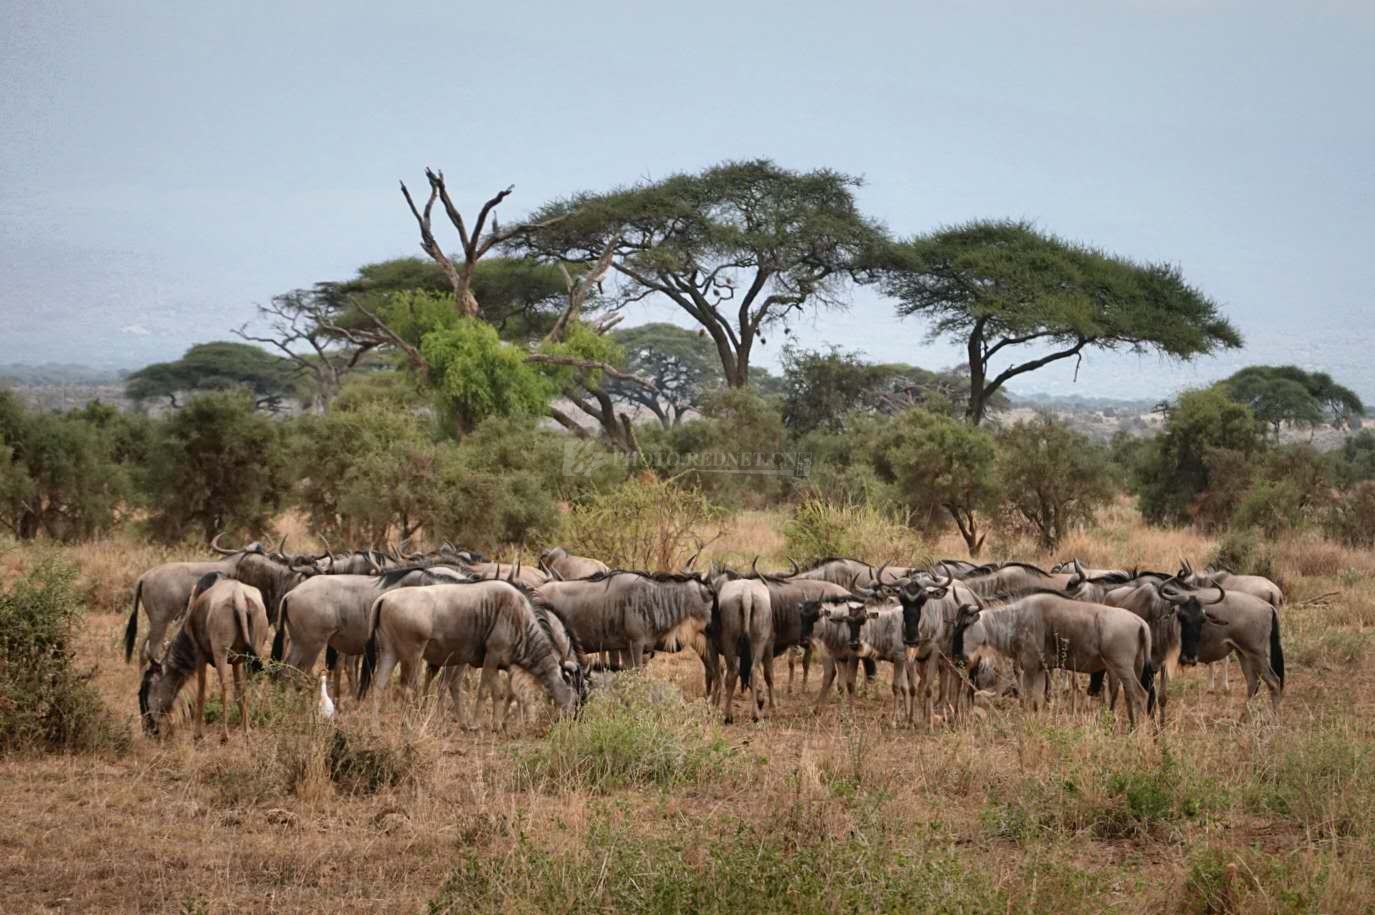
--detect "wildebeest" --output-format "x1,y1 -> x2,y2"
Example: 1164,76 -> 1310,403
1177,560 -> 1285,606
958,562 -> 1077,600
532,571 -> 716,678
466,560 -> 551,590
708,577 -> 773,722
272,565 -> 470,699
722,572 -> 859,697
357,579 -> 581,730
1160,582 -> 1285,713
539,547 -> 611,580
137,574 -> 269,740
796,595 -> 890,715
124,535 -> 311,665
899,573 -> 983,725
951,592 -> 1156,727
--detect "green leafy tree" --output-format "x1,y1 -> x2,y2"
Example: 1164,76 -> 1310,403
144,392 -> 290,543
126,342 -> 302,412
421,315 -> 557,436
521,159 -> 889,387
875,221 -> 1242,424
1136,388 -> 1263,525
867,409 -> 999,555
1331,430 -> 1375,487
996,416 -> 1116,549
1218,365 -> 1365,437
608,323 -> 722,427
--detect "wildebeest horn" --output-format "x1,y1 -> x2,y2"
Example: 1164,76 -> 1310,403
751,556 -> 761,578
787,557 -> 800,576
276,533 -> 288,555
1206,586 -> 1226,605
874,561 -> 890,585
210,532 -> 238,555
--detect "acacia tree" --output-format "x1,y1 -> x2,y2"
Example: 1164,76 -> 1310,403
876,221 -> 1243,424
518,159 -> 889,387
1219,365 -> 1365,437
606,323 -> 722,427
126,342 -> 301,412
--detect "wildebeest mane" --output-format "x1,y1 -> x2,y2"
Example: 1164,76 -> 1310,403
604,569 -> 707,584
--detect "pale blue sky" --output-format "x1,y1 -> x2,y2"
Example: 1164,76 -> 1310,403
2,0 -> 1372,399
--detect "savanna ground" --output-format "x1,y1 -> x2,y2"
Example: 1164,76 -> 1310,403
3,505 -> 1374,914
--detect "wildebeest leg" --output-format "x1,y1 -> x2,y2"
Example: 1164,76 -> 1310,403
194,663 -> 207,742
750,657 -> 767,722
813,656 -> 837,715
786,646 -> 797,695
1024,668 -> 1046,714
801,643 -> 813,692
1157,666 -> 1168,726
842,658 -> 859,701
233,661 -> 249,735
719,651 -> 738,724
1106,661 -> 1142,729
761,656 -> 775,712
478,661 -> 506,732
214,654 -> 233,743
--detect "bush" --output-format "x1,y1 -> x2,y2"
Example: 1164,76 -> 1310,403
783,497 -> 928,567
1324,480 -> 1375,548
0,559 -> 127,754
1232,479 -> 1306,537
514,672 -> 733,793
995,416 -> 1116,549
143,391 -> 291,543
1136,388 -> 1262,525
563,475 -> 723,570
1209,528 -> 1277,581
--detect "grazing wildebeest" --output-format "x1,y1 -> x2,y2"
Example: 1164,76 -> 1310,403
532,571 -> 715,679
539,547 -> 611,580
357,580 -> 581,731
272,565 -> 470,699
124,535 -> 311,665
951,592 -> 1156,727
1161,582 -> 1285,714
707,577 -> 773,722
137,574 -> 269,741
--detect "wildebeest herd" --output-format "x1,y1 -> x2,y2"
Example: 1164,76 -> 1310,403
126,538 -> 1286,739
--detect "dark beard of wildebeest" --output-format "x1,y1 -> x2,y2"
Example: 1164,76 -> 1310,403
272,564 -> 471,701
138,574 -> 269,741
123,534 -> 314,666
357,579 -> 580,731
531,570 -> 715,691
949,591 -> 1156,728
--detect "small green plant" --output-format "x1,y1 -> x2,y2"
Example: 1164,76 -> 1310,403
783,497 -> 927,566
514,672 -> 733,793
0,558 -> 127,754
564,475 -> 724,570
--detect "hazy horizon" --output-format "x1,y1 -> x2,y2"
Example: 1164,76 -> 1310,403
3,1 -> 1372,400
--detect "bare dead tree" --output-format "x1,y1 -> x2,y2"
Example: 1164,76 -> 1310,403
234,290 -> 381,410
399,168 -> 561,318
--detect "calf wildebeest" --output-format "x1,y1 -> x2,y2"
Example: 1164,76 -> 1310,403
539,547 -> 611,580
951,592 -> 1156,727
797,594 -> 901,716
358,580 -> 581,730
137,574 -> 270,741
1161,582 -> 1284,713
532,571 -> 715,678
707,577 -> 773,722
272,565 -> 470,699
124,535 -> 310,665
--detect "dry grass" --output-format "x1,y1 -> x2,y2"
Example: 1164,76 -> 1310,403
3,505 -> 1375,913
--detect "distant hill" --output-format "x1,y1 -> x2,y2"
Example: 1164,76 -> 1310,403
0,363 -> 126,386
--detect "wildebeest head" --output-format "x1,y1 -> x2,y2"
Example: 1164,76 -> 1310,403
138,660 -> 165,736
798,596 -> 865,643
1159,582 -> 1229,666
950,603 -> 984,665
897,573 -> 952,650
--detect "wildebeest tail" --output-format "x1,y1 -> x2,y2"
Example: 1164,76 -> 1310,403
232,587 -> 264,675
271,594 -> 290,662
1141,660 -> 1157,715
1087,670 -> 1105,697
1270,607 -> 1284,687
357,594 -> 386,699
737,634 -> 752,688
124,579 -> 143,663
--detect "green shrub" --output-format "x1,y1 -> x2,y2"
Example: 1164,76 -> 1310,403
996,416 -> 1116,549
1209,528 -> 1277,581
0,558 -> 127,754
1324,480 -> 1375,548
563,475 -> 722,570
783,497 -> 927,567
426,809 -> 1004,914
1232,479 -> 1305,537
514,673 -> 733,793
